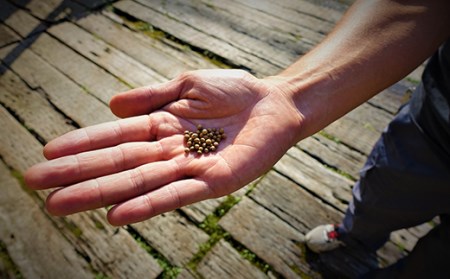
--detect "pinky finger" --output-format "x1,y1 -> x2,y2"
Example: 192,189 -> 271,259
106,179 -> 212,226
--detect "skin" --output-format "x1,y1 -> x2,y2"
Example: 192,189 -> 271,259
25,0 -> 450,226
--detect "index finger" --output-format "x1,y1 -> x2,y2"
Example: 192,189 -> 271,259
44,112 -> 192,160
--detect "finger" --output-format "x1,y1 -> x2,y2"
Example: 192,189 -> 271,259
106,179 -> 212,226
43,112 -> 190,160
44,115 -> 152,159
45,159 -> 186,216
110,78 -> 181,118
26,136 -> 183,190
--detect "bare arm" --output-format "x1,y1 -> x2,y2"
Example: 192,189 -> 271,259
273,0 -> 450,141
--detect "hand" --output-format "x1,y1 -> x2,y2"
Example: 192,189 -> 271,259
25,69 -> 303,226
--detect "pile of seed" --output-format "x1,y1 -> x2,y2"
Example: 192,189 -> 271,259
184,124 -> 226,155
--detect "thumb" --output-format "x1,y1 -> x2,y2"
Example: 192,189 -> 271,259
110,78 -> 182,118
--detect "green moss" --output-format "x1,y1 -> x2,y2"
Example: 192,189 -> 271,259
112,8 -> 237,70
93,220 -> 106,231
318,130 -> 341,144
406,77 -> 420,85
94,273 -> 110,279
126,226 -> 180,279
225,238 -> 273,274
64,220 -> 83,238
0,240 -> 24,279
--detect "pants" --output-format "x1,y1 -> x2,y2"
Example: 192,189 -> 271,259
340,87 -> 450,276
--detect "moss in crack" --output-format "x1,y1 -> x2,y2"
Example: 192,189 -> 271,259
225,237 -> 275,275
112,8 -> 241,70
187,195 -> 241,270
318,130 -> 341,144
0,240 -> 24,279
126,226 -> 180,279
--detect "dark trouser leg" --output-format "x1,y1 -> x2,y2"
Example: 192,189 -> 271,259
364,215 -> 450,278
340,102 -> 450,252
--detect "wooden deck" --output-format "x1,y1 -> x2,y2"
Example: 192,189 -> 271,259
0,0 -> 431,278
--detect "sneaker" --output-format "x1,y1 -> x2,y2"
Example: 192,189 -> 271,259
305,224 -> 343,253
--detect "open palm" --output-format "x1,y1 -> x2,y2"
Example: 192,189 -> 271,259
25,69 -> 303,226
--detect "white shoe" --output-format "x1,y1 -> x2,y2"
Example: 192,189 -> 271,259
305,224 -> 343,253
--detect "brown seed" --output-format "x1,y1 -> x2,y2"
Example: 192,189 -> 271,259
201,129 -> 208,135
194,144 -> 200,149
184,148 -> 190,153
187,141 -> 192,147
205,139 -> 212,145
192,133 -> 198,138
204,148 -> 209,153
214,142 -> 219,147
194,138 -> 200,144
210,146 -> 216,151
219,128 -> 224,134
197,150 -> 202,154
197,124 -> 203,130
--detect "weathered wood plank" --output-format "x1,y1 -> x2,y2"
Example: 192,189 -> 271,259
59,210 -> 163,279
0,24 -> 19,48
274,147 -> 353,212
29,32 -> 130,104
0,42 -> 116,127
0,0 -> 48,38
0,106 -> 45,172
0,68 -> 75,142
181,198 -> 225,224
8,0 -> 85,22
181,183 -> 253,223
76,13 -> 217,80
197,239 -> 268,279
250,171 -> 343,233
48,21 -> 166,87
0,159 -> 93,279
134,0 -> 301,68
219,197 -> 317,279
205,0 -> 334,38
236,0 -> 344,25
72,0 -> 112,9
367,83 -> 409,115
324,102 -> 393,155
297,134 -> 365,180
131,211 -> 210,266
0,106 -> 163,279
113,0 -> 280,76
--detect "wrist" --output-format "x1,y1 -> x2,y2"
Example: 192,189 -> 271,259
263,70 -> 333,142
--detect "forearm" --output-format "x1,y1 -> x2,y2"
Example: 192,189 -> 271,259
272,0 -> 450,142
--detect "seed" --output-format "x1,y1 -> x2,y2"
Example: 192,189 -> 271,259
183,125 -> 225,155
